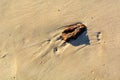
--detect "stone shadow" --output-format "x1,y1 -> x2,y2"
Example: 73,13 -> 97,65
68,29 -> 90,46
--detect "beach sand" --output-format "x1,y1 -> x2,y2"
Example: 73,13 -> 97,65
0,0 -> 120,80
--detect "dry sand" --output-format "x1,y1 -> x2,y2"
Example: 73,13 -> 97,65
0,0 -> 120,80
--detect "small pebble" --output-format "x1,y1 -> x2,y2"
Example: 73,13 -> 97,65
53,47 -> 58,53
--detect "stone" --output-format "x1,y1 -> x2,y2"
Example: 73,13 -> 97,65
61,23 -> 87,42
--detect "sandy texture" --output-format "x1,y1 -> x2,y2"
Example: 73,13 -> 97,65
0,0 -> 120,80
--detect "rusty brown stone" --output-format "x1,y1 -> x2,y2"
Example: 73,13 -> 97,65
61,23 -> 87,42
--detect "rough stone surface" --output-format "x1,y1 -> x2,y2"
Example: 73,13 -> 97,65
61,23 -> 87,42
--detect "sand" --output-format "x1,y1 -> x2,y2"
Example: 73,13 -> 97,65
0,0 -> 120,80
